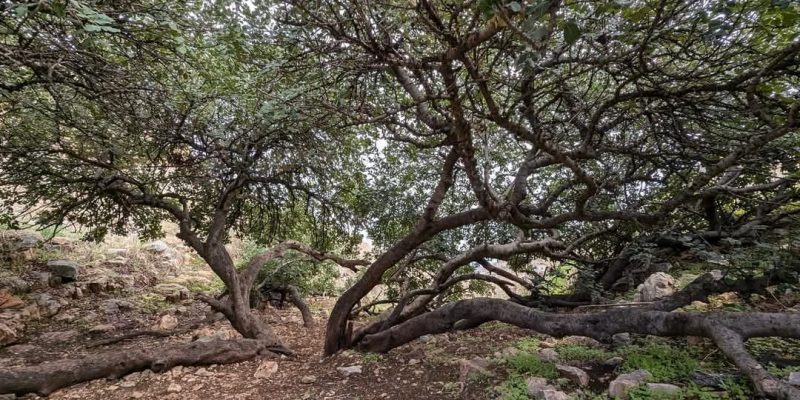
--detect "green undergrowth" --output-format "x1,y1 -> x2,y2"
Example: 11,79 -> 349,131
621,343 -> 699,381
506,353 -> 558,378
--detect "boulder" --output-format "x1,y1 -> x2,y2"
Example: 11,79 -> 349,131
609,369 -> 652,398
47,260 -> 79,281
556,364 -> 589,387
0,230 -> 43,253
253,360 -> 278,379
633,272 -> 676,302
337,365 -> 362,377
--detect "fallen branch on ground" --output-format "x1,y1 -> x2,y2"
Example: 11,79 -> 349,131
357,297 -> 800,400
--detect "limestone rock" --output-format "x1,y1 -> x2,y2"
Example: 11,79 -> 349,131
103,299 -> 135,314
788,371 -> 800,386
253,360 -> 278,379
539,348 -> 558,362
0,230 -> 42,253
560,336 -> 601,347
166,383 -> 182,393
612,333 -> 632,347
1,277 -> 31,294
458,357 -> 492,381
157,314 -> 179,330
154,283 -> 190,303
633,272 -> 676,302
47,260 -> 79,281
145,240 -> 170,253
527,377 -> 570,400
646,383 -> 682,395
337,365 -> 363,377
300,375 -> 317,384
609,369 -> 652,398
0,322 -> 19,345
556,364 -> 589,387
0,291 -> 24,309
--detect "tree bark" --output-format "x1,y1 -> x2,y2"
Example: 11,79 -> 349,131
357,297 -> 800,400
0,338 -> 275,396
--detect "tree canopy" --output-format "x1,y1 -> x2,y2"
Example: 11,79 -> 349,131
1,0 -> 799,398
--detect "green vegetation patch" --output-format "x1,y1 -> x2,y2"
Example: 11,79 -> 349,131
622,343 -> 698,381
506,353 -> 557,378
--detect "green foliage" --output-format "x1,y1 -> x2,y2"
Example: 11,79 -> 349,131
497,374 -> 529,400
361,352 -> 382,364
506,353 -> 557,378
239,240 -> 340,296
514,337 -> 540,353
136,293 -> 172,314
555,344 -> 615,363
622,344 -> 698,382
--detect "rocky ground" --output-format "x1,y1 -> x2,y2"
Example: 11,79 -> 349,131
1,230 -> 799,399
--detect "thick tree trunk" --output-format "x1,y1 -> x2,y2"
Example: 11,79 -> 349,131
0,338 -> 274,396
357,298 -> 800,400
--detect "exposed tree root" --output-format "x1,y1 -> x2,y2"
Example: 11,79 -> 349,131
357,298 -> 800,399
0,338 -> 278,396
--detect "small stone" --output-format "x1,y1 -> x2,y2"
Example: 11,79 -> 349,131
119,381 -> 136,388
300,375 -> 317,384
103,299 -> 135,314
157,314 -> 179,330
527,377 -> 569,400
604,357 -> 624,367
408,358 -> 420,365
647,383 -> 682,395
633,272 -> 676,302
145,240 -> 170,253
538,348 -> 558,362
560,336 -> 601,347
337,365 -> 363,377
253,360 -> 279,379
195,368 -> 213,377
556,364 -> 589,387
131,391 -> 145,399
458,357 -> 492,381
418,334 -> 433,343
609,369 -> 652,398
166,383 -> 182,393
612,333 -> 632,347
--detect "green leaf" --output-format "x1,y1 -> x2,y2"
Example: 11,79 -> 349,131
563,20 -> 581,44
507,1 -> 522,12
14,4 -> 30,17
83,24 -> 103,32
